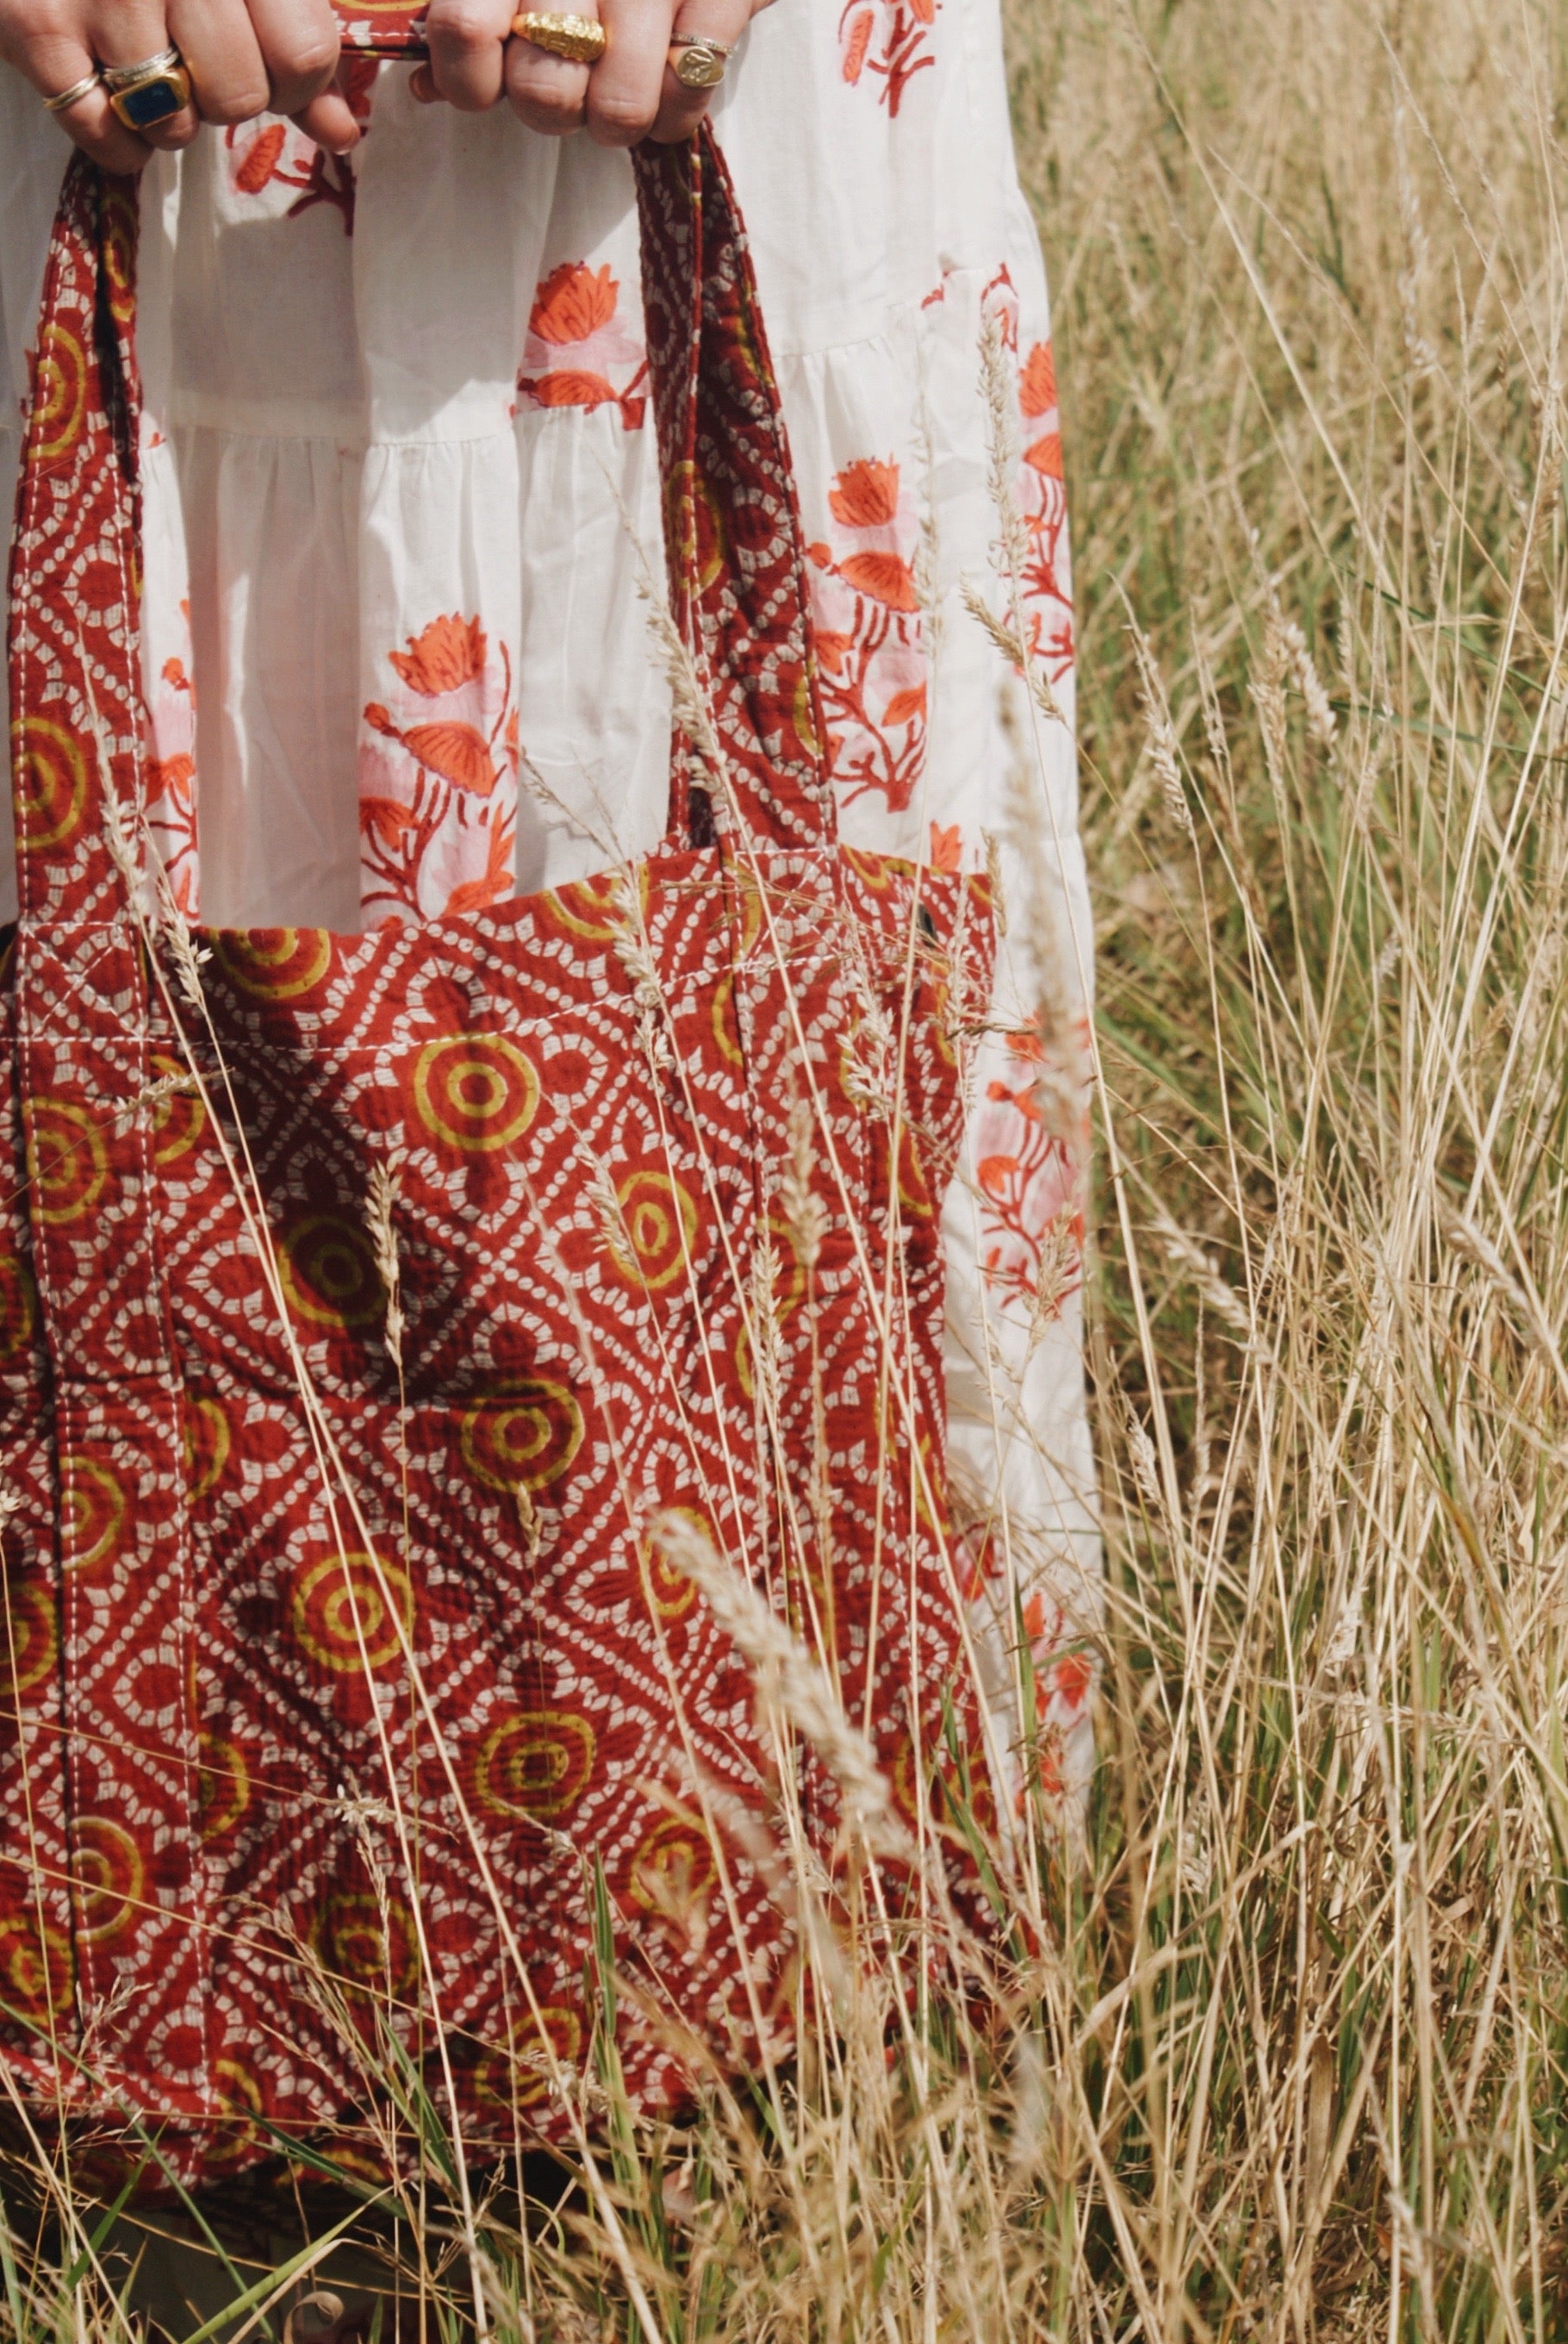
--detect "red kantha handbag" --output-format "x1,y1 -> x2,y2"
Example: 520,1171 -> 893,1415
0,104 -> 995,2182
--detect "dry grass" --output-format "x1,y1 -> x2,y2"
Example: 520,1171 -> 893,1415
9,0 -> 1568,2334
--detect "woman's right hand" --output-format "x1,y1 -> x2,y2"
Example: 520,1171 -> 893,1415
0,0 -> 359,173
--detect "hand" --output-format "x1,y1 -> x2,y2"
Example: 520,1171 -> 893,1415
414,0 -> 767,146
1,0 -> 353,173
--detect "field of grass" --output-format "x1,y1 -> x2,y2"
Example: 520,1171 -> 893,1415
9,1 -> 1568,2335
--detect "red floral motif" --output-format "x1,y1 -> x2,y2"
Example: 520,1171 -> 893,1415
837,0 -> 936,114
973,1015 -> 1087,1317
808,455 -> 927,812
225,60 -> 378,235
982,269 -> 1074,683
956,1558 -> 1096,1813
144,637 -> 197,916
1019,1591 -> 1095,1805
358,614 -> 519,925
389,613 -> 486,696
928,821 -> 961,874
517,262 -> 649,431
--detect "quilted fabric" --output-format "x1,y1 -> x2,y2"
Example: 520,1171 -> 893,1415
0,128 -> 994,2181
333,3 -> 428,56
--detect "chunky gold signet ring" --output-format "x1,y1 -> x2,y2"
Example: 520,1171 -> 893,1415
667,32 -> 734,87
101,44 -> 191,131
512,12 -> 608,64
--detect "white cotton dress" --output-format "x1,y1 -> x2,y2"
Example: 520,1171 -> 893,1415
0,0 -> 1098,1811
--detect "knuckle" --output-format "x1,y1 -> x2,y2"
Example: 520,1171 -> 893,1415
588,90 -> 656,142
273,33 -> 340,86
432,2 -> 501,52
198,80 -> 271,123
513,89 -> 579,128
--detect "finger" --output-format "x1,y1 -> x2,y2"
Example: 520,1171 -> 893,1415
649,0 -> 750,141
245,0 -> 341,117
586,0 -> 674,146
92,0 -> 200,150
505,9 -> 593,136
165,0 -> 269,124
293,84 -> 360,151
424,0 -> 513,109
8,32 -> 152,172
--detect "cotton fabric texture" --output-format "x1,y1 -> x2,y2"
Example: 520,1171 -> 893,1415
0,0 -> 1097,2008
0,122 -> 1003,2172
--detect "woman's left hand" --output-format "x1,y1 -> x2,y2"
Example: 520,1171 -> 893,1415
414,0 -> 768,145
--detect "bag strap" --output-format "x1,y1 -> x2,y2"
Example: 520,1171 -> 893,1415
632,134 -> 833,856
7,159 -> 143,925
7,131 -> 833,914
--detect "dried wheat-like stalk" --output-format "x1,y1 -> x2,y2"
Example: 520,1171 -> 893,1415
648,1510 -> 909,1851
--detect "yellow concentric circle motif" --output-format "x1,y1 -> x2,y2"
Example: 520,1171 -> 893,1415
321,1890 -> 419,1997
183,1394 -> 231,1502
12,716 -> 88,854
635,1510 -> 705,1621
474,2004 -> 582,2110
475,1710 -> 595,1823
59,1455 -> 125,1575
413,1033 -> 539,1156
540,869 -> 626,942
664,459 -> 727,596
24,1098 -> 108,1226
896,1124 -> 934,1221
0,1250 -> 37,1363
149,1050 -> 207,1166
279,1213 -> 383,1331
843,845 -> 897,895
197,1730 -> 251,1841
73,1817 -> 145,1943
793,663 -> 823,761
459,1378 -> 583,1499
103,193 -> 137,327
1,1581 -> 56,1698
291,1550 -> 414,1674
206,2054 -> 266,2166
629,1816 -> 717,1916
604,1170 -> 699,1294
215,2054 -> 264,2120
0,1911 -> 72,2022
710,973 -> 744,1068
210,927 -> 332,1002
32,322 -> 86,463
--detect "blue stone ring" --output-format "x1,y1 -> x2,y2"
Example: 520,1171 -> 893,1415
101,46 -> 191,133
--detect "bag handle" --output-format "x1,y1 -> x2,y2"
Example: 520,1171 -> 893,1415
635,132 -> 833,857
7,129 -> 832,922
7,162 -> 144,926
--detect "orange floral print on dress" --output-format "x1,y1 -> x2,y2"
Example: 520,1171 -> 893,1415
389,613 -> 487,696
972,1012 -> 1088,1318
980,268 -> 1074,681
517,261 -> 649,430
358,613 -> 519,926
226,60 -> 378,234
837,0 -> 937,113
144,639 -> 198,916
928,821 -> 961,874
808,453 -> 927,812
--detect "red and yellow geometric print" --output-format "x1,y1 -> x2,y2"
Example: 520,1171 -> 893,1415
0,129 -> 995,2186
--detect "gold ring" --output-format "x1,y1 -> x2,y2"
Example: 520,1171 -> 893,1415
43,71 -> 103,115
667,34 -> 732,89
101,45 -> 191,131
511,11 -> 607,63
